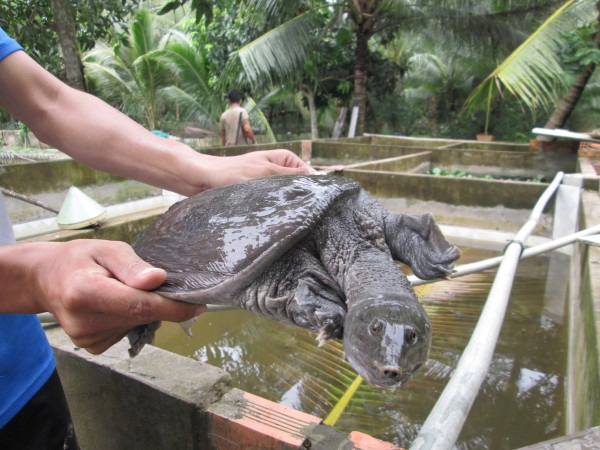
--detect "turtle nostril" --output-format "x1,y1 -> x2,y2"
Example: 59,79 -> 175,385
379,365 -> 401,379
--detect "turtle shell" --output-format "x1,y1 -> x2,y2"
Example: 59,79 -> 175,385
133,175 -> 359,304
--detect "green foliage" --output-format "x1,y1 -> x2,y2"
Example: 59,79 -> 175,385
84,10 -> 174,129
17,121 -> 30,147
464,0 -> 597,114
159,0 -> 214,24
84,8 -> 278,138
0,0 -> 139,78
560,22 -> 600,79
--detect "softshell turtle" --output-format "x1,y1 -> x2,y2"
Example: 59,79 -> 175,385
129,175 -> 460,388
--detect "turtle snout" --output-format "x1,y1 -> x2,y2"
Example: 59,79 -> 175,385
376,364 -> 413,387
378,365 -> 402,380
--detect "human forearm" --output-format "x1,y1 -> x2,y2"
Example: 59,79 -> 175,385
243,123 -> 257,144
33,87 -> 218,195
0,51 -> 314,197
0,52 -> 216,195
0,243 -> 47,314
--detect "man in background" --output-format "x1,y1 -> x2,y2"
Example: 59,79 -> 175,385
220,90 -> 257,146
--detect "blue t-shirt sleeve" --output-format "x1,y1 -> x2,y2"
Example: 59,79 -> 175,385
0,27 -> 23,62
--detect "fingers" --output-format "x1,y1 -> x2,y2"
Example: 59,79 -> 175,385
262,150 -> 314,175
270,164 -> 315,176
72,274 -> 202,323
91,240 -> 167,290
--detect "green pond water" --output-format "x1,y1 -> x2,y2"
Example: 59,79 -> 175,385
152,247 -> 569,449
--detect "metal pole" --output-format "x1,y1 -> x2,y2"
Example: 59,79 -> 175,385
1,186 -> 59,214
410,172 -> 565,450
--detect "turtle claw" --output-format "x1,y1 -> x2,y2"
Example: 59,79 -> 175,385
178,317 -> 197,338
316,330 -> 328,347
315,317 -> 343,343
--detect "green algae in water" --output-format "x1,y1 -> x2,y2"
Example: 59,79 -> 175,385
154,247 -> 569,449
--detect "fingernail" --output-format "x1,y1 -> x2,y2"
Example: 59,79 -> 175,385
140,267 -> 163,276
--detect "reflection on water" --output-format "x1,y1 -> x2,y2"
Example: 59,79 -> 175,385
154,247 -> 568,449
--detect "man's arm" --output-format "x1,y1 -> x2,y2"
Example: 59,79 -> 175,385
0,51 -> 312,196
0,50 -> 313,354
243,122 -> 257,145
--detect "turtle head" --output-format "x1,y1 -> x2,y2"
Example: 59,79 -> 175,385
343,296 -> 431,389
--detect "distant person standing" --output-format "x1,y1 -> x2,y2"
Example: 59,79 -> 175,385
220,90 -> 257,146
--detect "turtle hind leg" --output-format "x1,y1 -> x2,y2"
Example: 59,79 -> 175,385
384,213 -> 461,280
127,321 -> 161,357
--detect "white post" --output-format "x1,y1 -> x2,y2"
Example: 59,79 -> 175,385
348,106 -> 359,138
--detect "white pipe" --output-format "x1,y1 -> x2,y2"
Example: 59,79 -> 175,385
410,172 -> 565,450
38,304 -> 237,324
409,225 -> 600,287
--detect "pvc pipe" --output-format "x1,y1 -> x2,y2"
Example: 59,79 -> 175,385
409,224 -> 600,286
410,172 -> 565,450
38,303 -> 237,324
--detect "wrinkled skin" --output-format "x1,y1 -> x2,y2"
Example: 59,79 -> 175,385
131,175 -> 460,388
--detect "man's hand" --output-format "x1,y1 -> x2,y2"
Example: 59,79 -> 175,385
203,149 -> 315,189
0,240 -> 204,354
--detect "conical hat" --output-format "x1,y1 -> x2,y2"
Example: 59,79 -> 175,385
57,186 -> 106,229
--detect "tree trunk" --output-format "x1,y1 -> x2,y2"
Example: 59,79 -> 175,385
426,96 -> 439,137
302,85 -> 319,140
542,65 -> 596,131
50,0 -> 86,91
352,28 -> 370,136
541,1 -> 600,136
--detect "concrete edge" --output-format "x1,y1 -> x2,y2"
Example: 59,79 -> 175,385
45,327 -> 401,449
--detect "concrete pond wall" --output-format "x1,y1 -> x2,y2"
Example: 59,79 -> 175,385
572,190 -> 600,431
6,135 -> 599,447
0,159 -> 160,223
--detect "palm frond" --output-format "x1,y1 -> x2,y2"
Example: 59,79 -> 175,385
244,96 -> 276,142
160,38 -> 211,101
130,9 -> 160,57
242,0 -> 306,29
226,12 -> 318,88
464,0 -> 596,112
294,91 -> 310,120
161,86 -> 217,128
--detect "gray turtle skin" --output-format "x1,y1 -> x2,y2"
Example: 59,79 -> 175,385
130,175 -> 460,388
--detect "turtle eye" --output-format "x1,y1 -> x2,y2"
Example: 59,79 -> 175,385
405,328 -> 418,345
369,319 -> 384,335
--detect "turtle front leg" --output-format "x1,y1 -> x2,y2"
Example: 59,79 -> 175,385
384,213 -> 461,280
292,272 -> 347,345
239,248 -> 347,345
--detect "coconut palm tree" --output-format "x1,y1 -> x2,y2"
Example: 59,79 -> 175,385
83,9 -> 173,129
85,10 -> 278,140
464,0 -> 597,135
220,0 -> 569,136
404,51 -> 481,137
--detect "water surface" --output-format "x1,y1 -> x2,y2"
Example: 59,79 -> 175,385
154,247 -> 569,449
